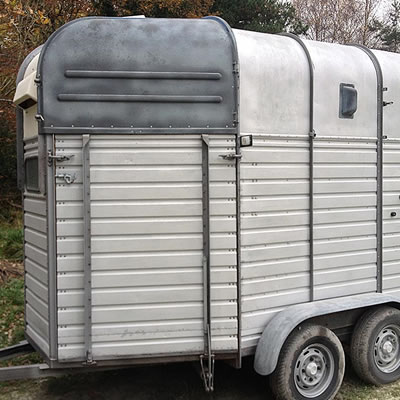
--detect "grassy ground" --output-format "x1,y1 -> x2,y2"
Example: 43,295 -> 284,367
0,212 -> 25,351
1,219 -> 400,399
0,278 -> 24,348
0,206 -> 23,262
0,214 -> 42,371
0,210 -> 25,352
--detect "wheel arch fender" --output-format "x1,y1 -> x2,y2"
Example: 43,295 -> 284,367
254,293 -> 400,376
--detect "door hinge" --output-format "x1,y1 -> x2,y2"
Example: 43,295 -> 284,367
233,111 -> 239,126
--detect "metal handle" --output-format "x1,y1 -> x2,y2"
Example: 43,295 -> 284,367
48,154 -> 75,162
391,212 -> 397,217
219,153 -> 242,161
55,173 -> 76,184
48,150 -> 75,166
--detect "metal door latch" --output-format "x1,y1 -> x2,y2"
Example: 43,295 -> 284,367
200,353 -> 215,392
55,173 -> 76,184
199,323 -> 215,392
219,153 -> 242,161
48,150 -> 75,166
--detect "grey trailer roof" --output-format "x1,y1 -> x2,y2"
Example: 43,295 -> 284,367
36,17 -> 238,135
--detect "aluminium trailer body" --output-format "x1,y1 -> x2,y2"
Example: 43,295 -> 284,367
8,16 -> 400,400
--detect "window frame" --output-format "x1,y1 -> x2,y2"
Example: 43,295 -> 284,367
24,155 -> 40,193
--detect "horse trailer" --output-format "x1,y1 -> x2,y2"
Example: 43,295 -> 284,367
5,15 -> 400,400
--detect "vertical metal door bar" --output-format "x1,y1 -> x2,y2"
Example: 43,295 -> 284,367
234,125 -> 242,366
352,45 -> 384,293
281,33 -> 315,301
46,135 -> 58,360
204,16 -> 242,366
201,134 -> 211,351
200,134 -> 215,392
82,134 -> 94,363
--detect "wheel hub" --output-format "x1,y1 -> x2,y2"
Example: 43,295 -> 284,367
294,344 -> 335,398
374,325 -> 400,373
306,362 -> 319,377
383,341 -> 394,355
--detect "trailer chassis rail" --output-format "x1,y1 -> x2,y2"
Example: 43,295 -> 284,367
0,363 -> 72,382
0,340 -> 34,361
0,340 -> 66,381
0,341 -> 123,382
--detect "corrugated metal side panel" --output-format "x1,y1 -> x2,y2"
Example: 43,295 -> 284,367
56,135 -> 237,361
240,136 -> 311,350
313,140 -> 378,299
208,135 -> 238,351
383,142 -> 400,294
24,139 -> 50,356
240,136 -> 379,350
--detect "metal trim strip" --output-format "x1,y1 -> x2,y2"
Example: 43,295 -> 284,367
240,133 -> 378,142
82,134 -> 94,362
46,135 -> 58,360
383,138 -> 400,142
351,44 -> 384,293
57,94 -> 223,103
65,70 -> 222,80
40,127 -> 237,135
201,134 -> 212,355
204,16 -> 242,366
280,33 -> 315,302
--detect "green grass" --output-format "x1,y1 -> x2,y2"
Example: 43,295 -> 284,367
0,225 -> 23,262
338,377 -> 400,399
0,207 -> 23,262
0,277 -> 25,348
0,213 -> 25,348
0,275 -> 43,376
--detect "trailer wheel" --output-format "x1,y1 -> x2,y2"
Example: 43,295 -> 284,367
351,306 -> 400,385
270,324 -> 345,400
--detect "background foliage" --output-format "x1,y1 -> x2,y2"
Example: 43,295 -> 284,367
1,0 -> 400,209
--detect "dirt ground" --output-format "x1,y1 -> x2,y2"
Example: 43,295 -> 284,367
2,357 -> 400,400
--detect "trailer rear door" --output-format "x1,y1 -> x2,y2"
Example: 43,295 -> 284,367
54,134 -> 238,362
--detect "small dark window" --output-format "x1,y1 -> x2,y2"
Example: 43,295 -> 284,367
25,157 -> 39,192
339,83 -> 358,119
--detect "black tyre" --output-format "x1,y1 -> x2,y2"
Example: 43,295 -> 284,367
270,324 -> 345,400
351,306 -> 400,385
